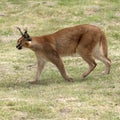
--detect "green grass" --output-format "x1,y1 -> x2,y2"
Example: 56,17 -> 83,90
0,0 -> 120,120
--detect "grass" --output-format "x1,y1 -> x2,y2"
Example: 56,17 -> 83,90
0,0 -> 120,120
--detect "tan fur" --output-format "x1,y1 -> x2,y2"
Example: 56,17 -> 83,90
16,24 -> 111,84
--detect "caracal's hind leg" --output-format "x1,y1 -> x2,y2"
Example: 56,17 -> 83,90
80,54 -> 97,79
93,44 -> 111,74
77,47 -> 97,79
94,54 -> 111,74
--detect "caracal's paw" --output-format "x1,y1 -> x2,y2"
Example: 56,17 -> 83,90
66,77 -> 74,82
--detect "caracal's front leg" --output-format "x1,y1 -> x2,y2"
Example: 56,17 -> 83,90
47,51 -> 73,82
29,60 -> 46,84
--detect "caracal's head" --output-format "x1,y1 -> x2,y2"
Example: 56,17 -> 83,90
16,27 -> 32,50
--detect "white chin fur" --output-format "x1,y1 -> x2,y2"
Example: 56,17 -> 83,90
28,41 -> 32,44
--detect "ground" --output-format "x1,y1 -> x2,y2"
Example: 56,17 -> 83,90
0,0 -> 120,120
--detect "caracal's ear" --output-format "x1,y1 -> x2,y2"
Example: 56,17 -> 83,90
24,28 -> 28,34
23,28 -> 32,41
16,27 -> 24,36
16,27 -> 32,41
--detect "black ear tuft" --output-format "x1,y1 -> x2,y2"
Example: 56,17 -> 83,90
24,32 -> 32,41
24,28 -> 27,34
17,27 -> 24,36
21,28 -> 32,41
